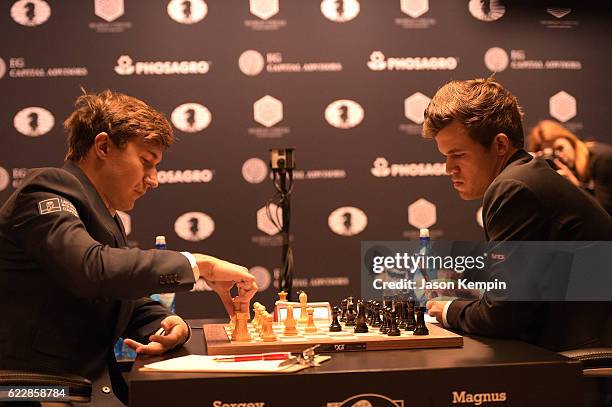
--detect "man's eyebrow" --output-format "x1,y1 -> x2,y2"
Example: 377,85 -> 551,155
146,150 -> 159,161
445,148 -> 464,155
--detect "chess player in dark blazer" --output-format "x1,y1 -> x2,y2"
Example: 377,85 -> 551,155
0,90 -> 256,405
422,78 -> 612,352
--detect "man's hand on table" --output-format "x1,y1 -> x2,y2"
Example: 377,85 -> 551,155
426,299 -> 450,324
123,315 -> 189,355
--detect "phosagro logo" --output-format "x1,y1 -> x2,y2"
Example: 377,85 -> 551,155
11,0 -> 51,26
174,211 -> 215,241
254,95 -> 283,127
371,157 -> 446,177
325,99 -> 364,129
367,51 -> 457,71
250,0 -> 279,20
321,0 -> 360,23
157,169 -> 213,184
14,107 -> 54,137
452,390 -> 507,405
328,206 -> 368,236
167,0 -> 208,24
238,50 -> 266,76
242,158 -> 268,184
0,166 -> 10,192
171,103 -> 211,133
114,55 -> 209,76
0,57 -> 6,79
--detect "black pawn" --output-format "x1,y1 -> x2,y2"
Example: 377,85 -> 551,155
345,297 -> 356,326
379,307 -> 390,334
413,307 -> 429,335
354,300 -> 369,333
340,299 -> 348,322
397,300 -> 407,330
329,306 -> 342,332
371,302 -> 382,327
405,300 -> 416,331
387,310 -> 401,336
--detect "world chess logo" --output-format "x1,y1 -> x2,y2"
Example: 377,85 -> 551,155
116,211 -> 131,236
549,91 -> 576,122
248,266 -> 272,291
321,0 -> 360,22
254,95 -> 283,127
171,103 -> 212,133
0,166 -> 9,192
484,47 -> 509,72
468,0 -> 505,22
328,206 -> 368,236
250,0 -> 279,20
326,393 -> 404,407
167,0 -> 208,24
257,204 -> 281,236
242,158 -> 268,184
0,57 -> 6,79
94,0 -> 124,22
114,55 -> 135,75
404,92 -> 430,124
325,99 -> 364,129
13,107 -> 54,137
400,0 -> 429,18
238,50 -> 265,76
370,157 -> 392,177
408,198 -> 436,229
11,0 -> 51,26
174,211 -> 215,241
546,7 -> 572,19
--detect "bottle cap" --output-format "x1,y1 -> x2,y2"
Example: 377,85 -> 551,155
155,235 -> 166,246
419,228 -> 430,238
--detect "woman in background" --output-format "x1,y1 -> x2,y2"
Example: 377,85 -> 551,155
528,120 -> 612,216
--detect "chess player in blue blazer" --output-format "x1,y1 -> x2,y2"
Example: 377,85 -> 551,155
422,78 -> 612,352
0,90 -> 256,405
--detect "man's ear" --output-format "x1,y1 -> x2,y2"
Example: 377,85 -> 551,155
93,132 -> 110,160
493,133 -> 511,156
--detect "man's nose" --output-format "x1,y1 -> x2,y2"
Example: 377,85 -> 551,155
145,169 -> 159,189
445,158 -> 457,175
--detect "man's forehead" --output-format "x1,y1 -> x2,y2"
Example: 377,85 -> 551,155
435,121 -> 472,152
132,137 -> 163,160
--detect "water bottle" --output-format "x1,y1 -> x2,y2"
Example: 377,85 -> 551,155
413,228 -> 439,305
150,235 -> 176,313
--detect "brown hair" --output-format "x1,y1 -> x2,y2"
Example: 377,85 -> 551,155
527,120 -> 590,181
64,89 -> 174,161
422,78 -> 524,149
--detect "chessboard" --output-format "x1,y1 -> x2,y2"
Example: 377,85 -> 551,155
203,320 -> 463,356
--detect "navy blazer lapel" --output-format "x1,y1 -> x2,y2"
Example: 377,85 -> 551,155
62,161 -> 125,248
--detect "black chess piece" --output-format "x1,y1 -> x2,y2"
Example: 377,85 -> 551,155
340,298 -> 348,322
397,300 -> 407,330
371,302 -> 382,327
354,300 -> 369,333
329,306 -> 342,332
413,306 -> 429,335
387,310 -> 401,336
345,297 -> 356,326
405,300 -> 416,331
379,307 -> 390,334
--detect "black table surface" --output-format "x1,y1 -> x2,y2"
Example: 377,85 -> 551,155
129,319 -> 578,378
128,319 -> 583,406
